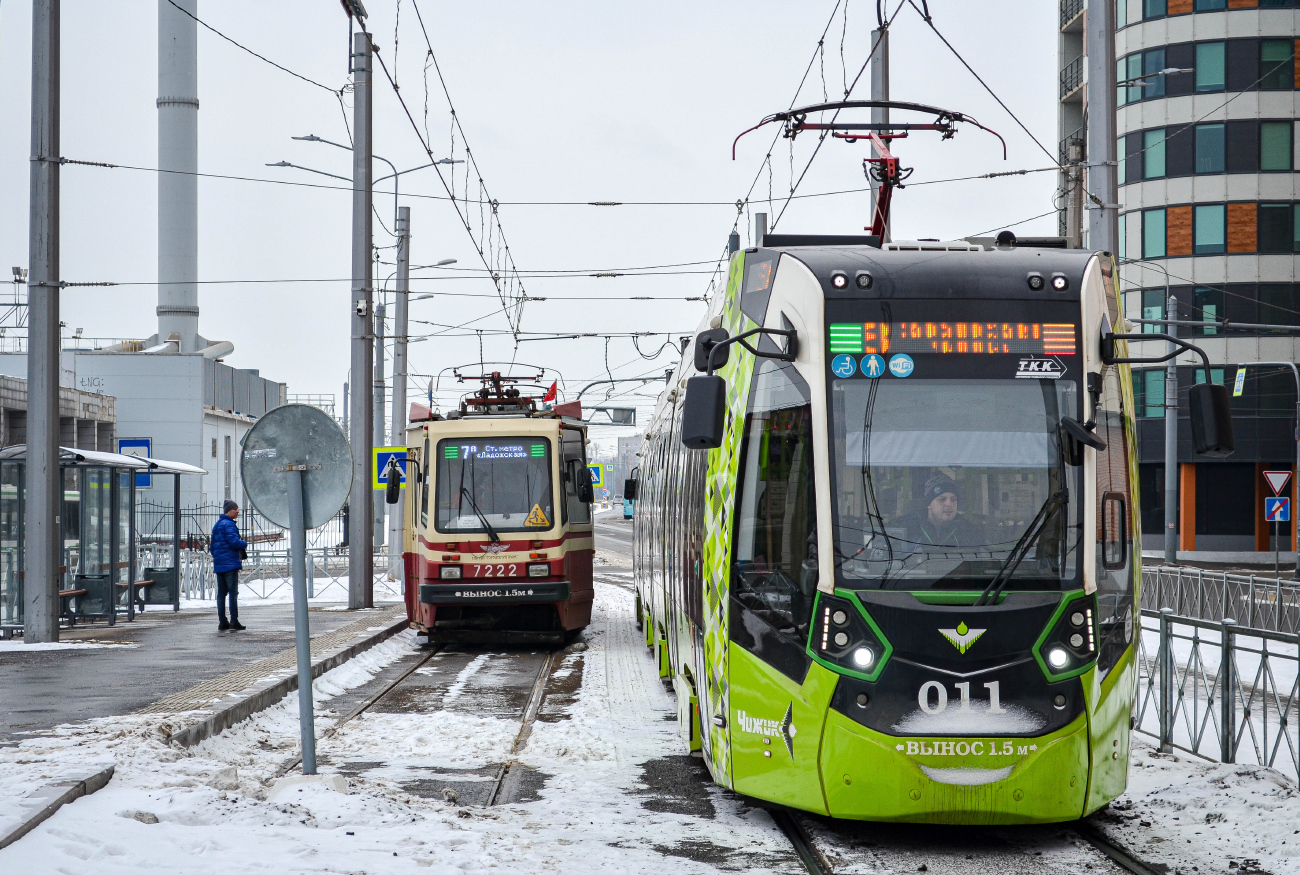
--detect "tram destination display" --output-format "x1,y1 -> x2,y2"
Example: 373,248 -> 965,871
829,321 -> 1078,357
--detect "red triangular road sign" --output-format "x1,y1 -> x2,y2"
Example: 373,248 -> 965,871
1264,470 -> 1292,496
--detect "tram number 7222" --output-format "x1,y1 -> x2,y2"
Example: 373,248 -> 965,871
472,563 -> 521,578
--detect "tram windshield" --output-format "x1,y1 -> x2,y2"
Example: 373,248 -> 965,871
830,378 -> 1083,589
434,437 -> 555,535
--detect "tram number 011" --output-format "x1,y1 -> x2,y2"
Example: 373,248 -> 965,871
918,680 -> 1006,714
472,564 -> 519,578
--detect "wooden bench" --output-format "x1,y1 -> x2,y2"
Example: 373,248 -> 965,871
58,588 -> 89,626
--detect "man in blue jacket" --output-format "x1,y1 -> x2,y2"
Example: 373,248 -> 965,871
211,500 -> 248,631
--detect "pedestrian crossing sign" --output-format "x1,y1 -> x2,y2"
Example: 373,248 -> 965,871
587,463 -> 604,488
372,447 -> 408,490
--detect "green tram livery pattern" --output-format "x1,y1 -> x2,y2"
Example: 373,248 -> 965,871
634,245 -> 1141,823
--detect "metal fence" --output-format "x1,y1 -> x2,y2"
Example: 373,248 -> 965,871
1142,565 -> 1300,635
1060,55 -> 1083,98
1060,0 -> 1083,27
1134,608 -> 1298,784
170,547 -> 401,602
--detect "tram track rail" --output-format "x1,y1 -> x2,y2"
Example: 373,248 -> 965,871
485,650 -> 559,806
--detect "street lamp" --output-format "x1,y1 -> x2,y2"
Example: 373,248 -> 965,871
1118,67 -> 1194,88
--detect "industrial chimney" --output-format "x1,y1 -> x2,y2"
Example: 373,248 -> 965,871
157,0 -> 202,353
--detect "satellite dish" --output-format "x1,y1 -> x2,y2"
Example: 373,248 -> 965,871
241,404 -> 352,529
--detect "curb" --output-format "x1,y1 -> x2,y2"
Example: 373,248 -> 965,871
166,616 -> 410,748
0,765 -> 115,851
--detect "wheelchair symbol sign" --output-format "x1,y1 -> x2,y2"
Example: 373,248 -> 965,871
831,355 -> 857,378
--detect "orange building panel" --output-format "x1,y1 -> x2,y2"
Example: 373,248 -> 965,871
1227,203 -> 1257,253
1228,0 -> 1258,8
1168,0 -> 1193,12
1180,464 -> 1196,553
1166,205 -> 1193,256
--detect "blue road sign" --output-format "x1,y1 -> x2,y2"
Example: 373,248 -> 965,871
831,354 -> 857,378
118,438 -> 152,487
1266,496 -> 1290,522
888,353 -> 915,378
861,354 -> 885,378
372,447 -> 408,490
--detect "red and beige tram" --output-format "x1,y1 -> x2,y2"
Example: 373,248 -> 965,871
401,374 -> 595,643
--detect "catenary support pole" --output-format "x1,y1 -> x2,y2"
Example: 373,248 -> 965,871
1085,0 -> 1118,253
286,468 -> 316,774
25,0 -> 60,643
869,26 -> 890,242
388,207 -> 410,574
348,30 -> 374,609
1164,291 -> 1179,564
373,300 -> 385,547
1066,138 -> 1084,249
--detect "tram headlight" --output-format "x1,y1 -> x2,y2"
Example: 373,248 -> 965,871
1047,647 -> 1070,669
439,565 -> 462,580
831,271 -> 849,290
1051,273 -> 1069,291
527,562 -> 550,578
809,593 -> 891,681
1035,594 -> 1098,678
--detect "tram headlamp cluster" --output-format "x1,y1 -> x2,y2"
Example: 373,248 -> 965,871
439,565 -> 462,580
527,562 -> 550,578
1035,594 -> 1097,679
831,271 -> 849,290
1026,272 -> 1045,292
1051,273 -> 1070,291
854,271 -> 873,290
807,593 -> 891,681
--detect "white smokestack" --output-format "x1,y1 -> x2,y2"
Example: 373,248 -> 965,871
157,0 -> 201,353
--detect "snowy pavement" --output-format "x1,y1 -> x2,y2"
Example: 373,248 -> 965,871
2,563 -> 1298,873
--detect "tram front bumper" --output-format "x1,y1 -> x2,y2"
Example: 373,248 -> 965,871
820,708 -> 1091,824
419,580 -> 572,605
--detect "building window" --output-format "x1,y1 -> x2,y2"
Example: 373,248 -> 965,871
1142,370 -> 1165,418
1260,40 -> 1295,90
1193,368 -> 1227,387
1295,204 -> 1300,251
1195,42 -> 1226,93
224,434 -> 232,500
1193,204 -> 1226,255
1260,121 -> 1293,171
1195,123 -> 1225,173
211,438 -> 217,458
1193,287 -> 1224,335
1144,0 -> 1166,18
1143,49 -> 1167,98
1118,214 -> 1127,260
1142,289 -> 1165,334
1143,130 -> 1166,178
1194,0 -> 1226,8
1258,203 -> 1292,252
1258,284 -> 1293,326
1122,54 -> 1144,105
1259,371 -> 1294,416
1143,209 -> 1166,258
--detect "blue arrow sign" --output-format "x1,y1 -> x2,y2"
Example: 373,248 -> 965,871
1265,496 -> 1290,522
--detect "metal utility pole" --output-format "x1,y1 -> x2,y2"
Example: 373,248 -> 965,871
1085,0 -> 1119,253
388,207 -> 410,573
25,0 -> 60,643
870,26 -> 891,242
373,300 -> 385,547
348,30 -> 374,609
1164,291 -> 1179,564
1065,138 -> 1084,249
755,212 -> 767,247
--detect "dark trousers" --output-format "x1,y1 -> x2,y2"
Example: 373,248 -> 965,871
216,570 -> 240,623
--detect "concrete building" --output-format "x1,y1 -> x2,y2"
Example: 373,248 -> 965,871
1060,2 -> 1300,554
0,375 -> 115,452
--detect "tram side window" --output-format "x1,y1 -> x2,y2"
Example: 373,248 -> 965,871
733,359 -> 817,643
420,438 -> 431,524
1095,366 -> 1135,675
561,429 -> 591,525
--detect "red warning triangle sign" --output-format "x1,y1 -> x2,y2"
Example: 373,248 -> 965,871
1264,470 -> 1292,496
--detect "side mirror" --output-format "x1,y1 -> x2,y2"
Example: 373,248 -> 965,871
1062,417 -> 1106,451
681,375 -> 727,449
1189,382 -> 1235,457
694,327 -> 730,372
623,478 -> 638,501
578,467 -> 594,503
384,459 -> 402,505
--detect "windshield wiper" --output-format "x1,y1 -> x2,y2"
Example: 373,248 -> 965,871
975,490 -> 1067,606
459,486 -> 502,543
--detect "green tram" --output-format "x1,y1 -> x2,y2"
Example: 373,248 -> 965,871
631,239 -> 1145,824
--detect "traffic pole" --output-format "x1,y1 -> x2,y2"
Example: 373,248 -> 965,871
25,0 -> 60,643
1164,291 -> 1178,565
373,299 -> 385,547
388,207 -> 410,575
348,30 -> 374,609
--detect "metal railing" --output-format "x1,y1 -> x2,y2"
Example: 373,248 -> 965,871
171,546 -> 401,602
1142,565 -> 1300,636
1060,0 -> 1084,28
1060,55 -> 1083,99
1134,608 -> 1298,784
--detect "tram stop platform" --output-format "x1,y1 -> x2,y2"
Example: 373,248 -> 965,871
0,602 -> 407,746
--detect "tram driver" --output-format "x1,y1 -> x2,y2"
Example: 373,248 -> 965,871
899,474 -> 985,550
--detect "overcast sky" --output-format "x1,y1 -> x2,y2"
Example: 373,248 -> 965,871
0,0 -> 1057,451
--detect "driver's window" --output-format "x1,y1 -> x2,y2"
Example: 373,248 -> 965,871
733,359 -> 817,643
561,429 -> 591,525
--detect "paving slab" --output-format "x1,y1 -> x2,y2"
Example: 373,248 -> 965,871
0,601 -> 402,743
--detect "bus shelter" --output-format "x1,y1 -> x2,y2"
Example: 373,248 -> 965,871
0,446 -> 205,634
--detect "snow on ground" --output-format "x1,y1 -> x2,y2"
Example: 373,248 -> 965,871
0,582 -> 798,874
0,639 -> 137,651
1102,737 -> 1300,875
